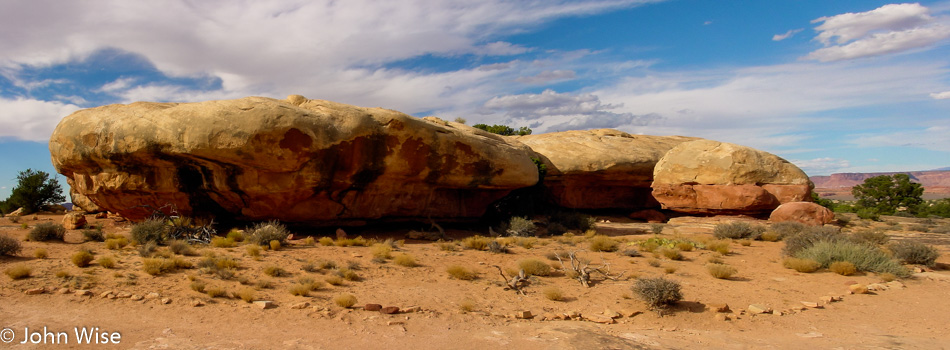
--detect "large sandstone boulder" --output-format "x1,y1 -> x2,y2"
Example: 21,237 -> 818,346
516,129 -> 696,209
63,212 -> 87,230
652,140 -> 811,215
70,188 -> 102,213
769,202 -> 834,226
49,95 -> 539,225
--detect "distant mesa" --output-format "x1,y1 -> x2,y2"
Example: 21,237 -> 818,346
811,170 -> 950,198
50,95 -> 816,226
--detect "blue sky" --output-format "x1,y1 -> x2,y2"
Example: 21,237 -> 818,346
2,0 -> 950,200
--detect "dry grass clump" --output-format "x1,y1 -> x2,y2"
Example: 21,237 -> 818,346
796,240 -> 907,276
658,247 -> 683,260
542,286 -> 564,301
758,231 -> 782,242
334,293 -> 358,308
737,239 -> 753,247
889,241 -> 939,267
459,299 -> 477,312
461,235 -> 491,250
105,237 -> 129,250
211,236 -> 235,248
33,248 -> 47,259
334,236 -> 368,247
205,286 -> 227,298
246,221 -> 290,246
518,258 -> 552,276
318,237 -> 334,246
316,260 -> 337,270
393,254 -> 419,267
850,229 -> 889,245
829,261 -> 857,276
143,257 -> 192,276
0,234 -> 22,256
289,283 -> 312,296
706,263 -> 737,279
631,277 -> 683,310
663,264 -> 678,274
675,241 -> 695,252
269,240 -> 281,251
97,256 -> 117,269
226,229 -> 245,243
436,241 -> 458,251
707,255 -> 725,264
705,240 -> 731,255
589,235 -> 619,252
169,240 -> 197,256
879,272 -> 897,282
639,240 -> 660,253
4,264 -> 31,280
336,268 -> 360,281
325,275 -> 344,286
713,222 -> 763,240
72,250 -> 95,267
130,219 -> 167,245
82,226 -> 105,242
245,245 -> 261,258
190,280 -> 206,293
303,237 -> 315,246
27,222 -> 66,242
767,221 -> 805,241
370,243 -> 393,259
236,287 -> 256,303
782,257 -> 821,273
446,265 -> 477,280
263,265 -> 290,277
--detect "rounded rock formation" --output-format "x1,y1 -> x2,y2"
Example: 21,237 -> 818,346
651,140 -> 811,215
769,202 -> 835,226
516,129 -> 695,209
50,95 -> 539,224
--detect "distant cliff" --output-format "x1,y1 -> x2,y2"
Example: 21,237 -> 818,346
810,170 -> 950,195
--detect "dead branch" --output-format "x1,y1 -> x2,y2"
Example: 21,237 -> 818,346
427,216 -> 445,240
492,265 -> 528,295
555,250 -> 626,288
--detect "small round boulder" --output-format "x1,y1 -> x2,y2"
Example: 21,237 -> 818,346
769,202 -> 834,226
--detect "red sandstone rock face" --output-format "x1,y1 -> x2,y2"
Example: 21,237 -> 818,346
769,202 -> 835,226
651,140 -> 812,215
49,96 -> 539,225
515,129 -> 696,209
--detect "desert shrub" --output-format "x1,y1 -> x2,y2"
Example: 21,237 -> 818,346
214,257 -> 240,270
518,258 -> 552,276
547,222 -> 567,236
190,280 -> 206,293
82,226 -> 105,242
393,254 -> 418,267
461,235 -> 491,250
512,236 -> 538,249
658,247 -> 683,260
706,255 -> 724,264
137,241 -> 158,257
168,240 -> 196,256
334,293 -> 357,308
370,243 -> 393,259
298,276 -> 324,290
589,235 -> 619,252
907,224 -> 931,233
889,241 -> 939,267
318,237 -> 334,246
706,240 -> 731,255
303,236 -> 315,246
640,240 -> 659,253
269,240 -> 281,251
130,219 -> 167,245
33,248 -> 47,259
664,265 -> 678,274
289,283 -> 312,296
27,222 -> 66,241
542,286 -> 564,301
768,221 -> 805,240
325,275 -> 344,285
675,241 -> 695,252
737,239 -> 752,246
236,288 -> 256,303
0,234 -> 22,256
7,215 -> 20,223
316,260 -> 337,270
459,299 -> 476,312
650,223 -> 665,235
850,229 -> 889,245
105,237 -> 129,250
334,236 -> 368,247
829,261 -> 856,276
879,272 -> 897,282
263,265 -> 290,277
631,277 -> 683,310
97,256 -> 117,269
446,265 -> 477,280
72,250 -> 95,267
245,245 -> 261,258
620,249 -> 641,257
507,216 -> 537,237
795,240 -> 908,276
706,264 -> 739,279
712,222 -> 764,240
205,286 -> 227,298
758,231 -> 781,242
856,208 -> 880,221
782,226 -> 843,256
436,241 -> 457,251
4,265 -> 31,279
337,268 -> 360,281
550,211 -> 595,232
142,258 -> 178,275
226,229 -> 245,242
486,240 -> 508,254
247,221 -> 290,246
211,237 -> 235,248
648,259 -> 661,267
782,257 -> 821,273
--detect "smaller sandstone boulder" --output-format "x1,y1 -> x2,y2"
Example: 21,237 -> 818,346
848,284 -> 869,294
364,304 -> 383,311
380,306 -> 400,314
769,202 -> 834,226
748,304 -> 771,314
63,212 -> 87,230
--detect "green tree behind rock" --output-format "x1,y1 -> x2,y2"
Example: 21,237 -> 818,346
4,169 -> 65,214
851,174 -> 923,215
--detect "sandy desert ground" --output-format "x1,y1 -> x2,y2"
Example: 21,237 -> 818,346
2,213 -> 949,349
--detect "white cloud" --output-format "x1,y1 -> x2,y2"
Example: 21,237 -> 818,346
848,123 -> 950,152
515,70 -> 576,84
791,157 -> 851,175
478,89 -> 659,132
0,98 -> 81,141
773,28 -> 803,41
98,77 -> 137,93
477,41 -> 531,56
805,3 -> 950,61
931,91 -> 950,99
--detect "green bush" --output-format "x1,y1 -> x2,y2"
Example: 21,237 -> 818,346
768,222 -> 805,240
782,226 -> 843,256
82,225 -> 105,242
247,221 -> 290,246
850,229 -> 889,245
0,234 -> 22,256
27,222 -> 66,241
795,240 -> 907,277
130,219 -> 168,245
507,217 -> 537,237
889,241 -> 939,267
713,222 -> 764,240
856,208 -> 880,221
631,277 -> 683,310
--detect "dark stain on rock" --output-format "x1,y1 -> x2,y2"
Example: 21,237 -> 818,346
278,128 -> 312,153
